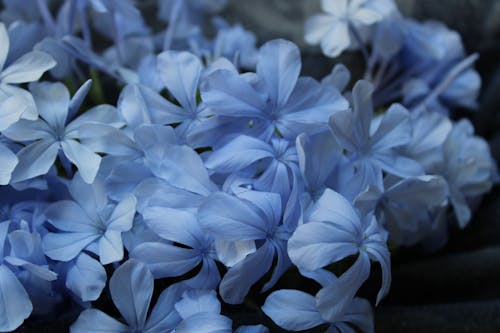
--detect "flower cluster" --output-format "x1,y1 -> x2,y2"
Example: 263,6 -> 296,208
0,0 -> 496,332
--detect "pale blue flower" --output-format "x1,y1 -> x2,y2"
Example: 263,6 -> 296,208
202,39 -> 348,141
355,175 -> 449,246
198,190 -> 292,304
329,80 -> 423,190
42,173 -> 136,264
3,80 -> 124,184
0,22 -> 56,130
288,189 -> 390,322
305,0 -> 392,57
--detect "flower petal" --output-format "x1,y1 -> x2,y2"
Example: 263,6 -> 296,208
70,309 -> 129,333
0,265 -> 32,332
262,289 -> 325,331
61,139 -> 101,184
110,260 -> 154,329
0,51 -> 55,84
257,39 -> 301,108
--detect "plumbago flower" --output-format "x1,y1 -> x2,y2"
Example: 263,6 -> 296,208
431,119 -> 496,228
198,190 -> 292,304
3,80 -> 124,184
42,173 -> 136,265
287,189 -> 390,323
305,0 -> 395,57
201,38 -> 348,141
263,269 -> 373,332
0,22 -> 56,129
328,80 -> 423,190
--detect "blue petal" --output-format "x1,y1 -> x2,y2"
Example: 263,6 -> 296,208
61,139 -> 101,184
371,103 -> 412,151
45,200 -> 97,233
219,241 -> 274,304
118,84 -> 183,128
175,313 -> 232,333
0,143 -> 17,185
0,51 -> 55,84
29,81 -> 69,130
296,131 -> 341,193
0,265 -> 32,332
316,253 -> 371,323
198,192 -> 268,242
256,39 -> 301,108
130,242 -> 201,279
143,142 -> 216,196
262,289 -> 325,331
70,309 -> 129,333
0,23 -> 8,70
144,285 -> 183,333
43,232 -> 99,262
201,69 -> 266,118
99,230 -> 125,264
288,220 -> 358,271
174,289 -> 221,319
157,51 -> 202,113
110,260 -> 153,329
204,135 -> 274,173
65,253 -> 106,301
10,139 -> 59,183
106,194 -> 136,232
68,80 -> 93,120
143,207 -> 206,248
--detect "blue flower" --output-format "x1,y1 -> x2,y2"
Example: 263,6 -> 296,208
288,189 -> 390,322
42,173 -> 136,264
329,80 -> 423,190
201,39 -> 348,141
0,22 -> 56,130
131,206 -> 220,289
355,175 -> 449,246
304,0 -> 391,57
263,269 -> 373,332
198,190 -> 291,304
3,80 -> 124,184
434,119 -> 497,228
